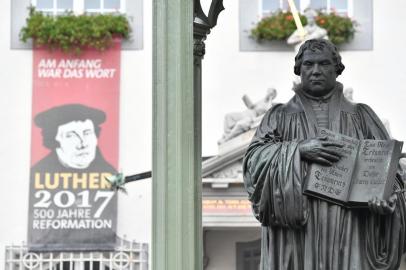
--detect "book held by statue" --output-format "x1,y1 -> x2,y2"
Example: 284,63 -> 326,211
304,128 -> 403,207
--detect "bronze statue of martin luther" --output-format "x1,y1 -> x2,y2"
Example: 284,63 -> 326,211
243,39 -> 406,270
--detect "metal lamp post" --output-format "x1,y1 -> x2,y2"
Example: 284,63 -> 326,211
152,0 -> 223,270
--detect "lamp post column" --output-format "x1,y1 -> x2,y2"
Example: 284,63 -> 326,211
152,1 -> 223,269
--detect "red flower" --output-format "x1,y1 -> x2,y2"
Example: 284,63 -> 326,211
319,19 -> 326,25
286,15 -> 293,21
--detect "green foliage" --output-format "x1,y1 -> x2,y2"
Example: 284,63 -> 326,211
251,11 -> 356,45
315,12 -> 355,45
20,7 -> 131,54
251,11 -> 307,41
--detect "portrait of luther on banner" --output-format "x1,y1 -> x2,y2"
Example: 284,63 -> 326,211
32,104 -> 116,173
28,104 -> 118,252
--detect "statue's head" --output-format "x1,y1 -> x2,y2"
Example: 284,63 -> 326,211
266,87 -> 277,100
344,87 -> 354,101
294,39 -> 345,97
304,8 -> 317,24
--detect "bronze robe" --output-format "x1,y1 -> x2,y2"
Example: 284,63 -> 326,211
243,84 -> 406,270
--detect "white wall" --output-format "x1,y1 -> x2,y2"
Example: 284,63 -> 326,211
0,0 -> 152,267
0,0 -> 33,264
201,0 -> 406,156
116,0 -> 152,244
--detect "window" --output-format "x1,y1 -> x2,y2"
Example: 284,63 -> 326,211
32,0 -> 73,15
310,0 -> 351,15
240,0 -> 372,51
236,239 -> 261,270
261,0 -> 301,16
260,0 -> 352,16
84,0 -> 125,14
30,0 -> 126,15
11,0 -> 143,50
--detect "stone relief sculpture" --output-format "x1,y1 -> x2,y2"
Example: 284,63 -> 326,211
210,162 -> 243,179
287,9 -> 329,52
243,39 -> 406,270
218,88 -> 277,145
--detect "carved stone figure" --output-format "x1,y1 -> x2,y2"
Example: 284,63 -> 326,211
218,88 -> 277,145
243,39 -> 406,270
343,87 -> 354,101
287,9 -> 329,52
210,162 -> 243,179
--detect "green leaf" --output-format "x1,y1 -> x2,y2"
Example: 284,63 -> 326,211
20,7 -> 131,54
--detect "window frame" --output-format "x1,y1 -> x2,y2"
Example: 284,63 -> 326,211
260,0 -> 353,17
31,0 -> 127,15
31,0 -> 74,16
236,238 -> 261,270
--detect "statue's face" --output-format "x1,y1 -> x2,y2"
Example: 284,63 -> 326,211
300,49 -> 337,97
306,14 -> 315,24
304,10 -> 317,24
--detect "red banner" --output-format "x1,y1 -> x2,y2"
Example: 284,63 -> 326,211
28,42 -> 120,251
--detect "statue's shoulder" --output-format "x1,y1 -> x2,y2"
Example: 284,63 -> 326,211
263,101 -> 295,117
341,95 -> 358,114
354,102 -> 374,111
343,100 -> 384,128
283,95 -> 304,115
267,94 -> 308,115
353,102 -> 379,117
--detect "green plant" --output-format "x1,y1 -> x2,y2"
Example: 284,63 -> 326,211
251,10 -> 356,45
315,12 -> 355,45
20,7 -> 131,54
251,11 -> 307,41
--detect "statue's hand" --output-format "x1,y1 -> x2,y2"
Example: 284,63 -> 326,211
368,195 -> 397,215
298,136 -> 344,166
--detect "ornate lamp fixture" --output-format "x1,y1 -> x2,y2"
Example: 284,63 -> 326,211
193,0 -> 224,58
